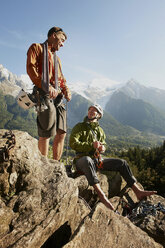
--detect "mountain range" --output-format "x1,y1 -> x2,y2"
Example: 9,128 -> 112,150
118,79 -> 165,113
105,91 -> 165,135
68,76 -> 165,136
0,64 -> 165,149
0,64 -> 30,97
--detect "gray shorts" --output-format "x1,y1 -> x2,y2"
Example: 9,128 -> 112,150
37,97 -> 66,138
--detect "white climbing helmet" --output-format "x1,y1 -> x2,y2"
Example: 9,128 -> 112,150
88,104 -> 103,118
17,89 -> 36,110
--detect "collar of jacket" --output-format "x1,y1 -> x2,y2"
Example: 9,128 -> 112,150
83,116 -> 99,128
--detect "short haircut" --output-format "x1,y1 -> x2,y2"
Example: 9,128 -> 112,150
47,27 -> 67,39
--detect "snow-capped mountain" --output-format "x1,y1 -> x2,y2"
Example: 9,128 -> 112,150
1,64 -> 165,114
0,64 -> 123,107
68,78 -> 123,108
1,64 -> 165,140
0,64 -> 32,97
117,79 -> 165,112
118,78 -> 164,98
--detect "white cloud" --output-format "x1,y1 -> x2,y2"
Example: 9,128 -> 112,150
89,77 -> 122,90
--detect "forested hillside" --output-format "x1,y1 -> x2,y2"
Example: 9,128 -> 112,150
0,90 -> 163,151
0,91 -> 37,138
105,91 -> 165,135
119,142 -> 165,197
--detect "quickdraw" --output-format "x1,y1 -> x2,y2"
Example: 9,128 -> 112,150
0,130 -> 16,162
94,148 -> 103,169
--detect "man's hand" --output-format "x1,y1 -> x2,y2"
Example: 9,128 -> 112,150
98,145 -> 105,153
65,90 -> 72,102
49,85 -> 58,99
93,141 -> 100,149
93,141 -> 105,153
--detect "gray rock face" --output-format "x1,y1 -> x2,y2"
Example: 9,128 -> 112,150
63,204 -> 163,248
0,129 -> 164,248
0,129 -> 79,248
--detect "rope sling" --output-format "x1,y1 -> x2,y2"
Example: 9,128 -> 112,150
128,200 -> 165,220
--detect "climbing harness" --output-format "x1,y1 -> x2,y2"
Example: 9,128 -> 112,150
0,130 -> 16,162
87,123 -> 104,169
94,148 -> 104,169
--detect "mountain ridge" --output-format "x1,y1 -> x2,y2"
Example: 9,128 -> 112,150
105,91 -> 165,136
1,64 -> 165,113
0,64 -> 164,149
117,79 -> 165,112
0,64 -> 30,97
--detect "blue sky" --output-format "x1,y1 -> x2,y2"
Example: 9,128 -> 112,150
1,0 -> 165,89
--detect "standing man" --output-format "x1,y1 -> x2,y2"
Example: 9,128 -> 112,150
69,104 -> 156,211
27,26 -> 71,160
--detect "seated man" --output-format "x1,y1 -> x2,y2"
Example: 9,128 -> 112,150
69,104 -> 157,211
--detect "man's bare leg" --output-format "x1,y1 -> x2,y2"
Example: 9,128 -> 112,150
132,183 -> 157,201
53,129 -> 66,160
93,183 -> 115,210
38,137 -> 50,156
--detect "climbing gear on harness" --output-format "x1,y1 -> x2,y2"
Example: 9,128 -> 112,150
0,130 -> 16,162
94,148 -> 103,169
87,123 -> 104,169
34,88 -> 48,113
54,92 -> 64,107
17,89 -> 37,110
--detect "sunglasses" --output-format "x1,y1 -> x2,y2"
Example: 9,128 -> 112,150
55,28 -> 63,33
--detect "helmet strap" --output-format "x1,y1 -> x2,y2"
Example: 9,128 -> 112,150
88,117 -> 97,121
87,113 -> 100,121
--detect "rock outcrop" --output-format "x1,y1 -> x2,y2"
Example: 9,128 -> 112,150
0,129 -> 164,248
63,203 -> 163,248
0,129 -> 79,248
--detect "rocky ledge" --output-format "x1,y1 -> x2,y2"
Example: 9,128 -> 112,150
0,129 -> 164,248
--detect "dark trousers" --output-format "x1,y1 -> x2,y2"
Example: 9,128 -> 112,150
76,156 -> 136,187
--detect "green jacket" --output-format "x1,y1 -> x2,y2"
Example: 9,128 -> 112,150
69,116 -> 106,158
